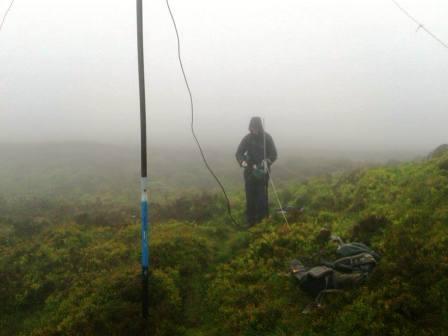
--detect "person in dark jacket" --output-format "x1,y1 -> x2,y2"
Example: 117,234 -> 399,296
236,117 -> 277,227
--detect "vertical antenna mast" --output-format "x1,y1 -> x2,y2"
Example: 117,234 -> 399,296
136,0 -> 149,319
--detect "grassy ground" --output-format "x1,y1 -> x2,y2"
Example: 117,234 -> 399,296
1,150 -> 448,335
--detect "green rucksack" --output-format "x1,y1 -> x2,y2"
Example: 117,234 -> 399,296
323,242 -> 380,273
291,242 -> 380,298
336,242 -> 381,260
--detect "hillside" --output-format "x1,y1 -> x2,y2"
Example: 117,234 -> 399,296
0,143 -> 366,204
1,151 -> 448,335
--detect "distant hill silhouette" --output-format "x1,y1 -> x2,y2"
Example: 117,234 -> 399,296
428,144 -> 448,159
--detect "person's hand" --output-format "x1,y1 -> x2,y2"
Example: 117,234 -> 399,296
241,160 -> 248,168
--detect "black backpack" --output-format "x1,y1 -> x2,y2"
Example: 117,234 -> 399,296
324,247 -> 378,273
291,242 -> 380,298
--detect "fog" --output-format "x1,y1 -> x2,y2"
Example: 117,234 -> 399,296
0,0 -> 447,154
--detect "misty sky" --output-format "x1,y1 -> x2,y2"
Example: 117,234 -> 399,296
0,0 -> 447,152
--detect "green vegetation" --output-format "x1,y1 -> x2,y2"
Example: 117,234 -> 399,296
1,146 -> 448,335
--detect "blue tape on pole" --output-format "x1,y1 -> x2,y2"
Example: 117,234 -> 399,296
141,199 -> 149,268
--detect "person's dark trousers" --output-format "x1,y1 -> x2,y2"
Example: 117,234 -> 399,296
244,172 -> 269,227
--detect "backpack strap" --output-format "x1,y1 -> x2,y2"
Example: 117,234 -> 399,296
332,252 -> 377,273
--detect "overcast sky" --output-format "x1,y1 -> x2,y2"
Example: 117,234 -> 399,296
0,0 -> 447,152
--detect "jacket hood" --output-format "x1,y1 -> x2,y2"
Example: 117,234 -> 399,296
249,117 -> 264,134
